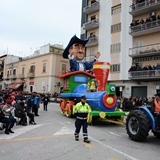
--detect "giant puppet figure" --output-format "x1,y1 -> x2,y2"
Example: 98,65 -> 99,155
62,35 -> 100,72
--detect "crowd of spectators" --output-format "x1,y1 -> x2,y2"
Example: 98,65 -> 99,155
117,96 -> 154,111
128,63 -> 160,77
131,0 -> 160,11
130,14 -> 160,31
0,90 -> 57,135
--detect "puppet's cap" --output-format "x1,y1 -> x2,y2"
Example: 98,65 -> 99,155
62,35 -> 88,59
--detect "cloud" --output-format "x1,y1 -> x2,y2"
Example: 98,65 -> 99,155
0,0 -> 82,56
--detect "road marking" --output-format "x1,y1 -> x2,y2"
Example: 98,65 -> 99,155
79,140 -> 96,148
109,159 -> 119,160
53,126 -> 74,135
0,134 -> 73,143
0,124 -> 43,140
90,137 -> 138,160
108,131 -> 121,137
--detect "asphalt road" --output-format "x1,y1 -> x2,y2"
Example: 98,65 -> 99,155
0,103 -> 160,160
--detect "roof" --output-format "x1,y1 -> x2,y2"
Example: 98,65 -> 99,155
58,71 -> 95,78
7,82 -> 23,90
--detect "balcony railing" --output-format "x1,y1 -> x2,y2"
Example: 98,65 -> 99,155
83,19 -> 99,30
129,43 -> 160,57
129,19 -> 160,36
129,0 -> 160,16
85,36 -> 99,47
27,71 -> 35,78
83,1 -> 100,14
19,74 -> 25,79
11,75 -> 17,79
128,70 -> 160,80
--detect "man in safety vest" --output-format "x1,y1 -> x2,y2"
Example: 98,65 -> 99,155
153,93 -> 160,130
73,95 -> 91,143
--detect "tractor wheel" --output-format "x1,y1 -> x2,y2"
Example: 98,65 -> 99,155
126,110 -> 150,142
65,103 -> 72,117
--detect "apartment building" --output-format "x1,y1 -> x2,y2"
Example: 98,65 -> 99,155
81,0 -> 160,98
1,44 -> 69,93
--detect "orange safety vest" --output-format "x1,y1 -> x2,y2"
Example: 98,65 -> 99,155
154,99 -> 160,113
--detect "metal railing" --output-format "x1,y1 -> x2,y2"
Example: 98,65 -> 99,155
83,19 -> 99,28
129,19 -> 160,33
83,1 -> 100,13
128,70 -> 160,79
129,43 -> 160,56
129,0 -> 160,12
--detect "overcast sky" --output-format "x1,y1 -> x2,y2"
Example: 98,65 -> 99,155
0,0 -> 82,57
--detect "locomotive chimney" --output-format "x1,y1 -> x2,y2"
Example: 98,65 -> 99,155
93,62 -> 110,91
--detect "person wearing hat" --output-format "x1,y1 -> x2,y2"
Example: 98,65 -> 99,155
152,93 -> 160,130
73,95 -> 91,143
1,101 -> 16,134
62,35 -> 100,72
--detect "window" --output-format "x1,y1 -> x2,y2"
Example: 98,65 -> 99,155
13,69 -> 16,75
111,4 -> 121,15
111,23 -> 121,33
30,65 -> 35,72
62,64 -> 66,71
22,67 -> 25,74
110,64 -> 120,73
42,63 -> 46,73
91,15 -> 96,20
110,43 -> 121,53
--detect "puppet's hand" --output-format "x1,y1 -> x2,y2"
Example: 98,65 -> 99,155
94,52 -> 100,59
68,53 -> 74,59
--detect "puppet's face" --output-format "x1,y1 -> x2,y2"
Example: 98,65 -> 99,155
69,43 -> 85,61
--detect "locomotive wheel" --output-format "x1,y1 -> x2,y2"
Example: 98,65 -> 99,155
60,102 -> 65,114
65,103 -> 72,117
126,110 -> 150,142
87,114 -> 92,124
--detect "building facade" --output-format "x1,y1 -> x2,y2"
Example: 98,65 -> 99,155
1,44 -> 69,94
81,0 -> 160,98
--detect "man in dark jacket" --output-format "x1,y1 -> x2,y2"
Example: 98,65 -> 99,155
42,94 -> 50,111
0,104 -> 16,134
14,99 -> 27,126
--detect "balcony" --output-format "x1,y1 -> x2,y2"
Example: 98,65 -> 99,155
19,74 -> 25,79
129,43 -> 160,58
128,70 -> 160,80
4,75 -> 10,80
83,1 -> 100,14
27,71 -> 35,78
83,19 -> 99,30
129,0 -> 160,16
129,19 -> 160,36
85,36 -> 99,47
11,75 -> 17,80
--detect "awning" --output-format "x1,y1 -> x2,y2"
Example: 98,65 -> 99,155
7,82 -> 23,89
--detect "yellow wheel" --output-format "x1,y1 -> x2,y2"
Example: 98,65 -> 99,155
65,103 -> 72,117
87,113 -> 92,124
116,108 -> 124,121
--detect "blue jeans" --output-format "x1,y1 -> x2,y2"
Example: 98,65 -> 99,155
0,115 -> 16,130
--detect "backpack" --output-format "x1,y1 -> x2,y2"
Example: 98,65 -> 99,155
27,98 -> 33,106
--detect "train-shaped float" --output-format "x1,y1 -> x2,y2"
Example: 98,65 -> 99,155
58,62 -> 126,124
